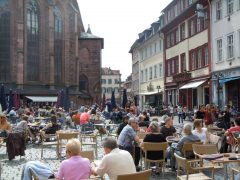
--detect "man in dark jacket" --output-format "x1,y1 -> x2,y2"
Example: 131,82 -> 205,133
117,115 -> 129,135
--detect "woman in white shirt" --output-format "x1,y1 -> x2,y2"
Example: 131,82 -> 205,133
192,119 -> 209,143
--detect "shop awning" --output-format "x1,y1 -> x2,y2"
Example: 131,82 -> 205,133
219,76 -> 240,84
25,96 -> 57,102
139,91 -> 162,95
179,80 -> 206,89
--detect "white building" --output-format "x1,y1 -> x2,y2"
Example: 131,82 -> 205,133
101,67 -> 121,102
130,15 -> 165,111
211,0 -> 240,109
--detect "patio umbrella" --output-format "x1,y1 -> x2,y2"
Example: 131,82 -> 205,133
13,91 -> 18,109
60,90 -> 64,108
7,89 -> 13,113
0,84 -> 7,111
102,93 -> 106,111
63,87 -> 70,112
122,89 -> 127,109
56,91 -> 61,108
111,90 -> 116,109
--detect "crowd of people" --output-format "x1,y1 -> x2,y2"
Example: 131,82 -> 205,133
0,101 -> 240,179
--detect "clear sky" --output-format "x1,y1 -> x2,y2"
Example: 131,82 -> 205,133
77,0 -> 172,81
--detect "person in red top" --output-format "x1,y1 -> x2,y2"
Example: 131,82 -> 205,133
80,108 -> 90,124
225,117 -> 240,145
204,104 -> 213,127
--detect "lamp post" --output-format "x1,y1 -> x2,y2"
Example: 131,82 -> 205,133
156,85 -> 161,116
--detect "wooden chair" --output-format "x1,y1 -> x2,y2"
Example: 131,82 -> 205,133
116,169 -> 151,180
80,131 -> 98,158
80,150 -> 95,161
142,142 -> 168,175
232,132 -> 240,153
182,141 -> 203,159
207,133 -> 220,150
40,133 -> 58,159
174,153 -> 214,180
57,131 -> 79,158
232,168 -> 240,180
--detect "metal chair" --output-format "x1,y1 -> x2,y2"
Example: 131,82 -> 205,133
80,131 -> 98,158
182,141 -> 203,159
40,133 -> 58,159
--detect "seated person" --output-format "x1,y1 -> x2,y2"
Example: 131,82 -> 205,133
38,115 -> 60,143
22,139 -> 91,180
116,115 -> 129,135
138,115 -> 149,128
141,121 -> 166,161
0,113 -> 12,137
117,117 -> 140,167
221,117 -> 240,153
91,137 -> 136,179
15,114 -> 35,141
160,117 -> 176,139
192,119 -> 209,143
170,123 -> 200,170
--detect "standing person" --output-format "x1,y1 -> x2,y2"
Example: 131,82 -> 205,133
168,104 -> 174,119
182,106 -> 187,121
204,104 -> 213,127
219,105 -> 231,130
177,104 -> 183,124
91,137 -> 136,180
194,105 -> 205,120
117,117 -> 140,168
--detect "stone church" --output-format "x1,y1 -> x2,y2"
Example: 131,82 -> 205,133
0,0 -> 103,107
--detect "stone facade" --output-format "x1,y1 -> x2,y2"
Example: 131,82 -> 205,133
0,0 -> 103,108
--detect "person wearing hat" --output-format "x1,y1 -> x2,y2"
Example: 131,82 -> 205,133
0,113 -> 12,137
116,115 -> 129,135
117,117 -> 140,168
160,116 -> 176,140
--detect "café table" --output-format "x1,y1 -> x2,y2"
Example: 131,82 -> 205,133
200,153 -> 240,180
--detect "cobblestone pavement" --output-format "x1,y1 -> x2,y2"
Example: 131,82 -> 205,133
0,116 -> 228,180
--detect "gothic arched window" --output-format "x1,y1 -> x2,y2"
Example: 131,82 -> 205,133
54,6 -> 63,83
0,0 -> 10,82
79,74 -> 89,91
26,0 -> 40,81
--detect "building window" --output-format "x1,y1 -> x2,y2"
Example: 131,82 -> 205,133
216,39 -> 223,62
175,58 -> 179,74
172,60 -> 175,74
191,51 -> 196,70
196,18 -> 201,32
227,0 -> 234,15
107,87 -> 113,93
54,6 -> 63,83
27,0 -> 40,81
0,0 -> 10,82
180,53 -> 186,72
189,18 -> 195,36
171,32 -> 175,46
108,79 -> 112,84
197,49 -> 202,68
79,74 -> 89,91
154,42 -> 157,54
159,39 -> 162,51
101,79 -> 106,84
159,63 -> 163,77
204,46 -> 209,66
114,79 -> 119,84
227,34 -> 234,59
175,28 -> 179,43
167,35 -> 170,48
189,0 -> 193,5
154,65 -> 157,78
167,61 -> 171,76
145,69 -> 148,81
203,12 -> 208,29
140,70 -> 144,82
102,87 -> 106,93
180,23 -> 185,40
149,67 -> 153,80
216,0 -> 222,20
